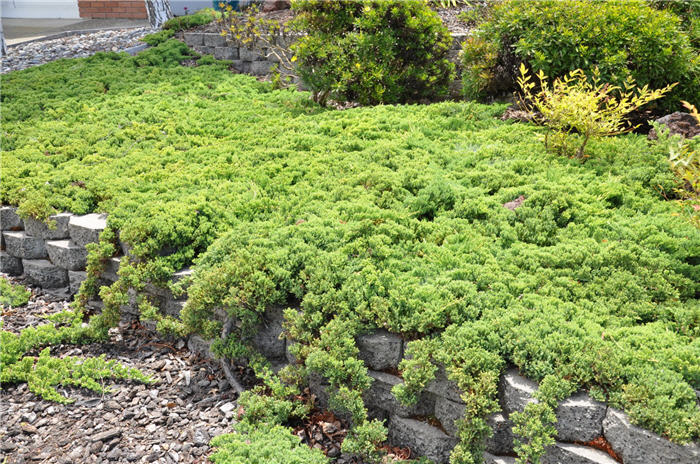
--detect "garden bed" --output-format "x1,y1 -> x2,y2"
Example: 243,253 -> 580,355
1,41 -> 699,464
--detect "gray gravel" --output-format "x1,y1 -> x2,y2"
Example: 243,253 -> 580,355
0,277 -> 236,464
2,27 -> 153,74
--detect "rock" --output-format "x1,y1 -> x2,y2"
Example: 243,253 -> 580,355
203,34 -> 226,48
192,428 -> 209,446
425,365 -> 464,404
435,396 -> 465,437
68,270 -> 88,294
388,415 -> 458,464
214,47 -> 237,61
45,240 -> 87,271
356,330 -> 403,371
555,392 -> 606,442
0,251 -> 23,276
24,213 -> 72,239
364,370 -> 435,418
0,206 -> 23,230
485,413 -> 515,455
501,104 -> 539,123
603,408 -> 699,464
648,112 -> 700,140
483,453 -> 516,464
499,368 -> 538,415
262,0 -> 291,12
92,429 -> 122,442
503,195 -> 525,211
102,257 -> 121,282
219,402 -> 236,414
68,213 -> 107,247
183,32 -> 204,47
249,60 -> 274,76
187,335 -> 212,358
145,423 -> 157,433
239,47 -> 261,62
251,306 -> 286,360
22,259 -> 69,288
3,231 -> 48,259
542,442 -> 619,464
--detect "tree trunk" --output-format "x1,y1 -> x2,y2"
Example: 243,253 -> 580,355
1,20 -> 7,57
145,0 -> 173,28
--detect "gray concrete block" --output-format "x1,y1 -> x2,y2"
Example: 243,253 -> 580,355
249,60 -> 274,76
425,365 -> 464,404
45,240 -> 87,271
68,213 -> 107,247
214,47 -> 238,60
364,370 -> 435,418
164,299 -> 186,317
68,270 -> 87,295
485,413 -> 515,455
188,335 -> 213,358
183,32 -> 204,46
239,46 -> 262,61
388,415 -> 458,464
603,408 -> 699,464
356,329 -> 403,371
285,340 -> 298,365
500,368 -> 538,415
435,396 -> 465,437
251,305 -> 286,360
102,257 -> 121,282
22,259 -> 68,288
24,213 -> 72,239
3,231 -> 47,259
203,34 -> 226,47
0,206 -> 23,231
555,392 -> 606,442
0,251 -> 23,276
483,453 -> 516,464
542,443 -> 619,464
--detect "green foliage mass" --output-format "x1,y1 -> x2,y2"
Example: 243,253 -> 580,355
162,8 -> 217,31
0,277 -> 31,307
141,29 -> 175,46
462,0 -> 699,112
291,0 -> 455,105
2,43 -> 699,462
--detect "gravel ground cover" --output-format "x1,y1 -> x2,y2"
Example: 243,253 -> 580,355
2,28 -> 153,74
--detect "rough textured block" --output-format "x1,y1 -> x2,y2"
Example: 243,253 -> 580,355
388,416 -> 457,464
603,408 -> 699,464
3,231 -> 47,259
24,213 -> 72,239
500,368 -> 538,414
68,213 -> 107,247
285,340 -> 298,365
425,365 -> 464,404
46,240 -> 87,271
203,34 -> 226,47
22,259 -> 68,288
102,257 -> 121,282
188,335 -> 213,358
239,46 -> 262,61
542,443 -> 619,464
435,396 -> 465,437
0,251 -> 23,275
68,270 -> 87,295
164,299 -> 186,317
0,206 -> 23,231
485,413 -> 515,455
249,60 -> 273,76
251,305 -> 286,360
364,370 -> 435,418
483,453 -> 516,464
555,392 -> 606,442
183,32 -> 204,46
214,47 -> 238,60
356,329 -> 403,371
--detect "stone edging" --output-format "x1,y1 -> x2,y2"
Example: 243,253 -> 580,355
2,205 -> 698,464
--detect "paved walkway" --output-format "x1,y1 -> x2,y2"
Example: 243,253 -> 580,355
3,18 -> 150,45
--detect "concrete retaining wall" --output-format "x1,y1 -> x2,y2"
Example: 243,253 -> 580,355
2,204 -> 698,464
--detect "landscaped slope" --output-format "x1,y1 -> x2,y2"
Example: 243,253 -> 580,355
2,44 -> 698,461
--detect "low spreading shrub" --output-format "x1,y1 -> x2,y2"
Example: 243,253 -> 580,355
291,0 -> 455,105
462,0 -> 699,112
162,8 -> 217,31
2,44 -> 698,462
140,29 -> 175,46
0,277 -> 30,307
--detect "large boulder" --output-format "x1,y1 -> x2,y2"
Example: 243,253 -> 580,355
262,0 -> 291,12
648,112 -> 700,140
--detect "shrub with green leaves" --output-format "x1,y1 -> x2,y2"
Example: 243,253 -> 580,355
162,8 -> 217,31
462,0 -> 699,112
291,0 -> 455,105
0,277 -> 31,307
2,44 -> 699,463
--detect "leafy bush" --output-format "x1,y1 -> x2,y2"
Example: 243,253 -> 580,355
0,278 -> 30,307
517,65 -> 674,157
162,8 -> 216,31
463,0 -> 699,111
140,29 -> 175,46
291,0 -> 455,105
133,39 -> 199,67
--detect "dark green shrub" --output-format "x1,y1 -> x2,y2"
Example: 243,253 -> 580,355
0,278 -> 30,307
133,39 -> 199,67
140,29 -> 174,46
163,8 -> 216,31
291,0 -> 455,105
462,0 -> 699,111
